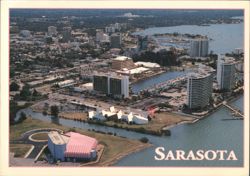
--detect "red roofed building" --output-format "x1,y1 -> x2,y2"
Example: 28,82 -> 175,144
48,131 -> 98,162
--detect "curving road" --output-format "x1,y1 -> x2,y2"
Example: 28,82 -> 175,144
10,128 -> 62,159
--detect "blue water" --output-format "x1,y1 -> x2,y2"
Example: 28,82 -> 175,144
134,23 -> 243,54
19,95 -> 243,167
115,96 -> 244,166
131,71 -> 188,93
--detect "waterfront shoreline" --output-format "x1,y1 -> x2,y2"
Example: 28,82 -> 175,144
100,143 -> 153,166
29,106 -> 194,136
164,93 -> 244,130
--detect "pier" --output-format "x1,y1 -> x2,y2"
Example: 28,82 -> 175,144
222,101 -> 244,119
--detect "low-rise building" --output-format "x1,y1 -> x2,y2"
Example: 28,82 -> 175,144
89,107 -> 148,124
111,56 -> 135,70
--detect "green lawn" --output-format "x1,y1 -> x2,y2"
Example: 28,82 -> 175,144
31,132 -> 49,141
10,144 -> 33,158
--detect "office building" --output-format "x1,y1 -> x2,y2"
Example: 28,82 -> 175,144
93,75 -> 109,94
93,73 -> 129,98
187,72 -> 213,109
189,38 -> 209,57
111,56 -> 135,70
217,56 -> 236,91
110,33 -> 121,48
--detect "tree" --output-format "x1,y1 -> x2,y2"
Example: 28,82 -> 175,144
19,112 -> 27,122
32,89 -> 39,97
50,105 -> 59,117
10,82 -> 20,91
140,137 -> 149,143
20,84 -> 31,100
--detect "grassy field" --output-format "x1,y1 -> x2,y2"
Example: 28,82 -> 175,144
103,112 -> 194,134
31,132 -> 49,141
10,144 -> 33,158
9,117 -> 151,166
59,112 -> 88,121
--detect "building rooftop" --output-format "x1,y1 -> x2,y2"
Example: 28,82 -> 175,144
135,61 -> 160,68
219,56 -> 236,64
114,56 -> 132,61
48,131 -> 68,145
188,71 -> 211,79
64,132 -> 98,156
93,71 -> 128,79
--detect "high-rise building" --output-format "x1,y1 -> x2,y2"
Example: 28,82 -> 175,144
111,56 -> 135,70
189,38 -> 209,57
110,33 -> 121,48
61,27 -> 72,42
48,26 -> 57,36
93,75 -> 109,94
93,73 -> 129,98
217,56 -> 236,91
187,72 -> 213,109
137,36 -> 148,50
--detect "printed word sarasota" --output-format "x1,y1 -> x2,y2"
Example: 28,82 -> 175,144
154,147 -> 238,161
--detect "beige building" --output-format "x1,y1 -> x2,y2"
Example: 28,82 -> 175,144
111,56 -> 135,70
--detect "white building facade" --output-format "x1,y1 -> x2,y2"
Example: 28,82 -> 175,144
187,72 -> 213,109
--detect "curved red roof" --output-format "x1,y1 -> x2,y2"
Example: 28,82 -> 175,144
64,132 -> 97,158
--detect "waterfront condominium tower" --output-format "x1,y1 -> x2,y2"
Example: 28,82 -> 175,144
217,56 -> 236,91
189,38 -> 209,57
93,73 -> 129,98
187,72 -> 213,109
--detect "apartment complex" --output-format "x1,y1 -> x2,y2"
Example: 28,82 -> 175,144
187,72 -> 213,109
217,56 -> 236,91
189,38 -> 209,57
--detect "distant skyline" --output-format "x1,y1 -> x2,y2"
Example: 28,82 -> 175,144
10,9 -> 243,18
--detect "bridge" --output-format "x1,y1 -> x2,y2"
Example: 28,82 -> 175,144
222,101 -> 244,119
